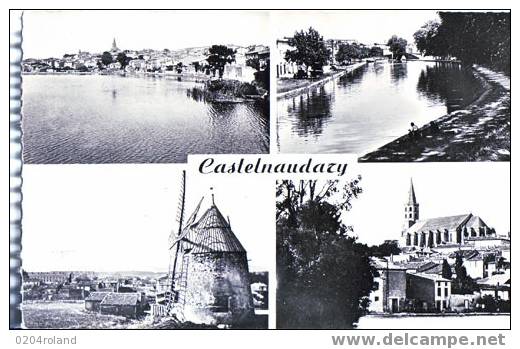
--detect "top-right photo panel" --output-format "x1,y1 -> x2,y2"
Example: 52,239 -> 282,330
275,10 -> 510,162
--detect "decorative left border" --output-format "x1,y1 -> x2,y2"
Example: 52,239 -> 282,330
10,10 -> 23,329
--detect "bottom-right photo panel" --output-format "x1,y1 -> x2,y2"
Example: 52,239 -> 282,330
276,163 -> 510,330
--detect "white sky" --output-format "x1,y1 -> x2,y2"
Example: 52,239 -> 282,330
348,163 -> 511,246
22,10 -> 270,59
19,161 -> 510,271
273,10 -> 440,45
21,164 -> 274,273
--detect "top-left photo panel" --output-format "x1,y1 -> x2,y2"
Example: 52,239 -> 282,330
20,10 -> 270,164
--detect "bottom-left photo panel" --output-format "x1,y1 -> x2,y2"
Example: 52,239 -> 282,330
19,164 -> 273,329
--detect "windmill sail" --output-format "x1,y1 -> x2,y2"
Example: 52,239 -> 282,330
164,171 -> 186,313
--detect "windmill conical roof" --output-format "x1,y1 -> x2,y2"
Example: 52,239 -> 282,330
189,204 -> 246,254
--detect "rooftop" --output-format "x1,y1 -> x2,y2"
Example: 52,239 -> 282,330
408,214 -> 472,234
100,292 -> 140,306
190,204 -> 246,254
409,272 -> 451,282
85,292 -> 111,302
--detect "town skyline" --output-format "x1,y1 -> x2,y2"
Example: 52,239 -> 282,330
23,37 -> 261,60
22,10 -> 270,59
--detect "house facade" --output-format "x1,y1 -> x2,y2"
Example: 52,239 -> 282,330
407,273 -> 452,311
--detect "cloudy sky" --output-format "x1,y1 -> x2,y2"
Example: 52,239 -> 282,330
22,10 -> 270,58
21,164 -> 274,273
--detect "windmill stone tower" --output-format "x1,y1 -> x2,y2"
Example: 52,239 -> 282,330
169,193 -> 254,326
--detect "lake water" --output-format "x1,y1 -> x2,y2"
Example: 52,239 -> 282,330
22,75 -> 269,163
277,61 -> 483,154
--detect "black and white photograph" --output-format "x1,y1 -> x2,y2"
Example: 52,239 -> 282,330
8,6 -> 516,346
276,163 -> 510,329
19,165 -> 272,329
275,10 -> 510,161
21,10 -> 270,164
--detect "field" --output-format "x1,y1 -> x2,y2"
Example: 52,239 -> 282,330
21,301 -> 268,329
21,301 -> 139,329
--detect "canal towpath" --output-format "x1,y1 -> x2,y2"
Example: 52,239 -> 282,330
277,62 -> 366,100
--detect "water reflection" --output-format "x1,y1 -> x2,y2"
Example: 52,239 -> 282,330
286,85 -> 334,137
389,63 -> 408,85
22,75 -> 269,163
186,87 -> 205,102
277,61 -> 484,154
416,63 -> 481,113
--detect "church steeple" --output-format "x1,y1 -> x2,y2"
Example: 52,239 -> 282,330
407,178 -> 417,206
404,178 -> 419,228
111,38 -> 118,51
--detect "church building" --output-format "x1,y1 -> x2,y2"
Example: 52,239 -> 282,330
400,180 -> 506,251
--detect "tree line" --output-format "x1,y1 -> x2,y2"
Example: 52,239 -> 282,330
283,27 -> 408,77
414,12 -> 510,74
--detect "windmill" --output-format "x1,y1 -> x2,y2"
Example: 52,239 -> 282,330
164,171 -> 203,318
161,179 -> 254,326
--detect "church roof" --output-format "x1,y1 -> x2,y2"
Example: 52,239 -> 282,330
407,214 -> 472,234
189,204 -> 246,254
465,215 -> 489,229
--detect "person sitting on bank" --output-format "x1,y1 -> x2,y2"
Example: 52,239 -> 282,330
408,122 -> 420,139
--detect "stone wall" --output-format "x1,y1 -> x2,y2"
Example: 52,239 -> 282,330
182,252 -> 254,326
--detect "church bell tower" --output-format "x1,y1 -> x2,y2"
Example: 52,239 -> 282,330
404,179 -> 419,228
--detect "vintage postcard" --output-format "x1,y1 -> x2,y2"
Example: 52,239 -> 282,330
8,7 -> 513,349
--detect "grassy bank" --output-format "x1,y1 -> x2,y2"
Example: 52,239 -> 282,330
359,66 -> 510,162
277,74 -> 332,94
188,79 -> 266,103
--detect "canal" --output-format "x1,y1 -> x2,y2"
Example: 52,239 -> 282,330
22,75 -> 269,163
277,61 -> 483,155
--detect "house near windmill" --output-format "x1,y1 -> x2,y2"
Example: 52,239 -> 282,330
162,176 -> 254,326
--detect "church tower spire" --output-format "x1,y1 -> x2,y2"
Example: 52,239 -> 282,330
404,178 -> 419,228
111,38 -> 118,51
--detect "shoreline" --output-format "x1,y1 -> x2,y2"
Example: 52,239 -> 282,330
22,70 -> 211,82
277,62 -> 366,100
359,65 -> 510,162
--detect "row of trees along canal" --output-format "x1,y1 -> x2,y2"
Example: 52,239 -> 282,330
413,12 -> 510,75
283,27 -> 409,78
276,179 -> 503,329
